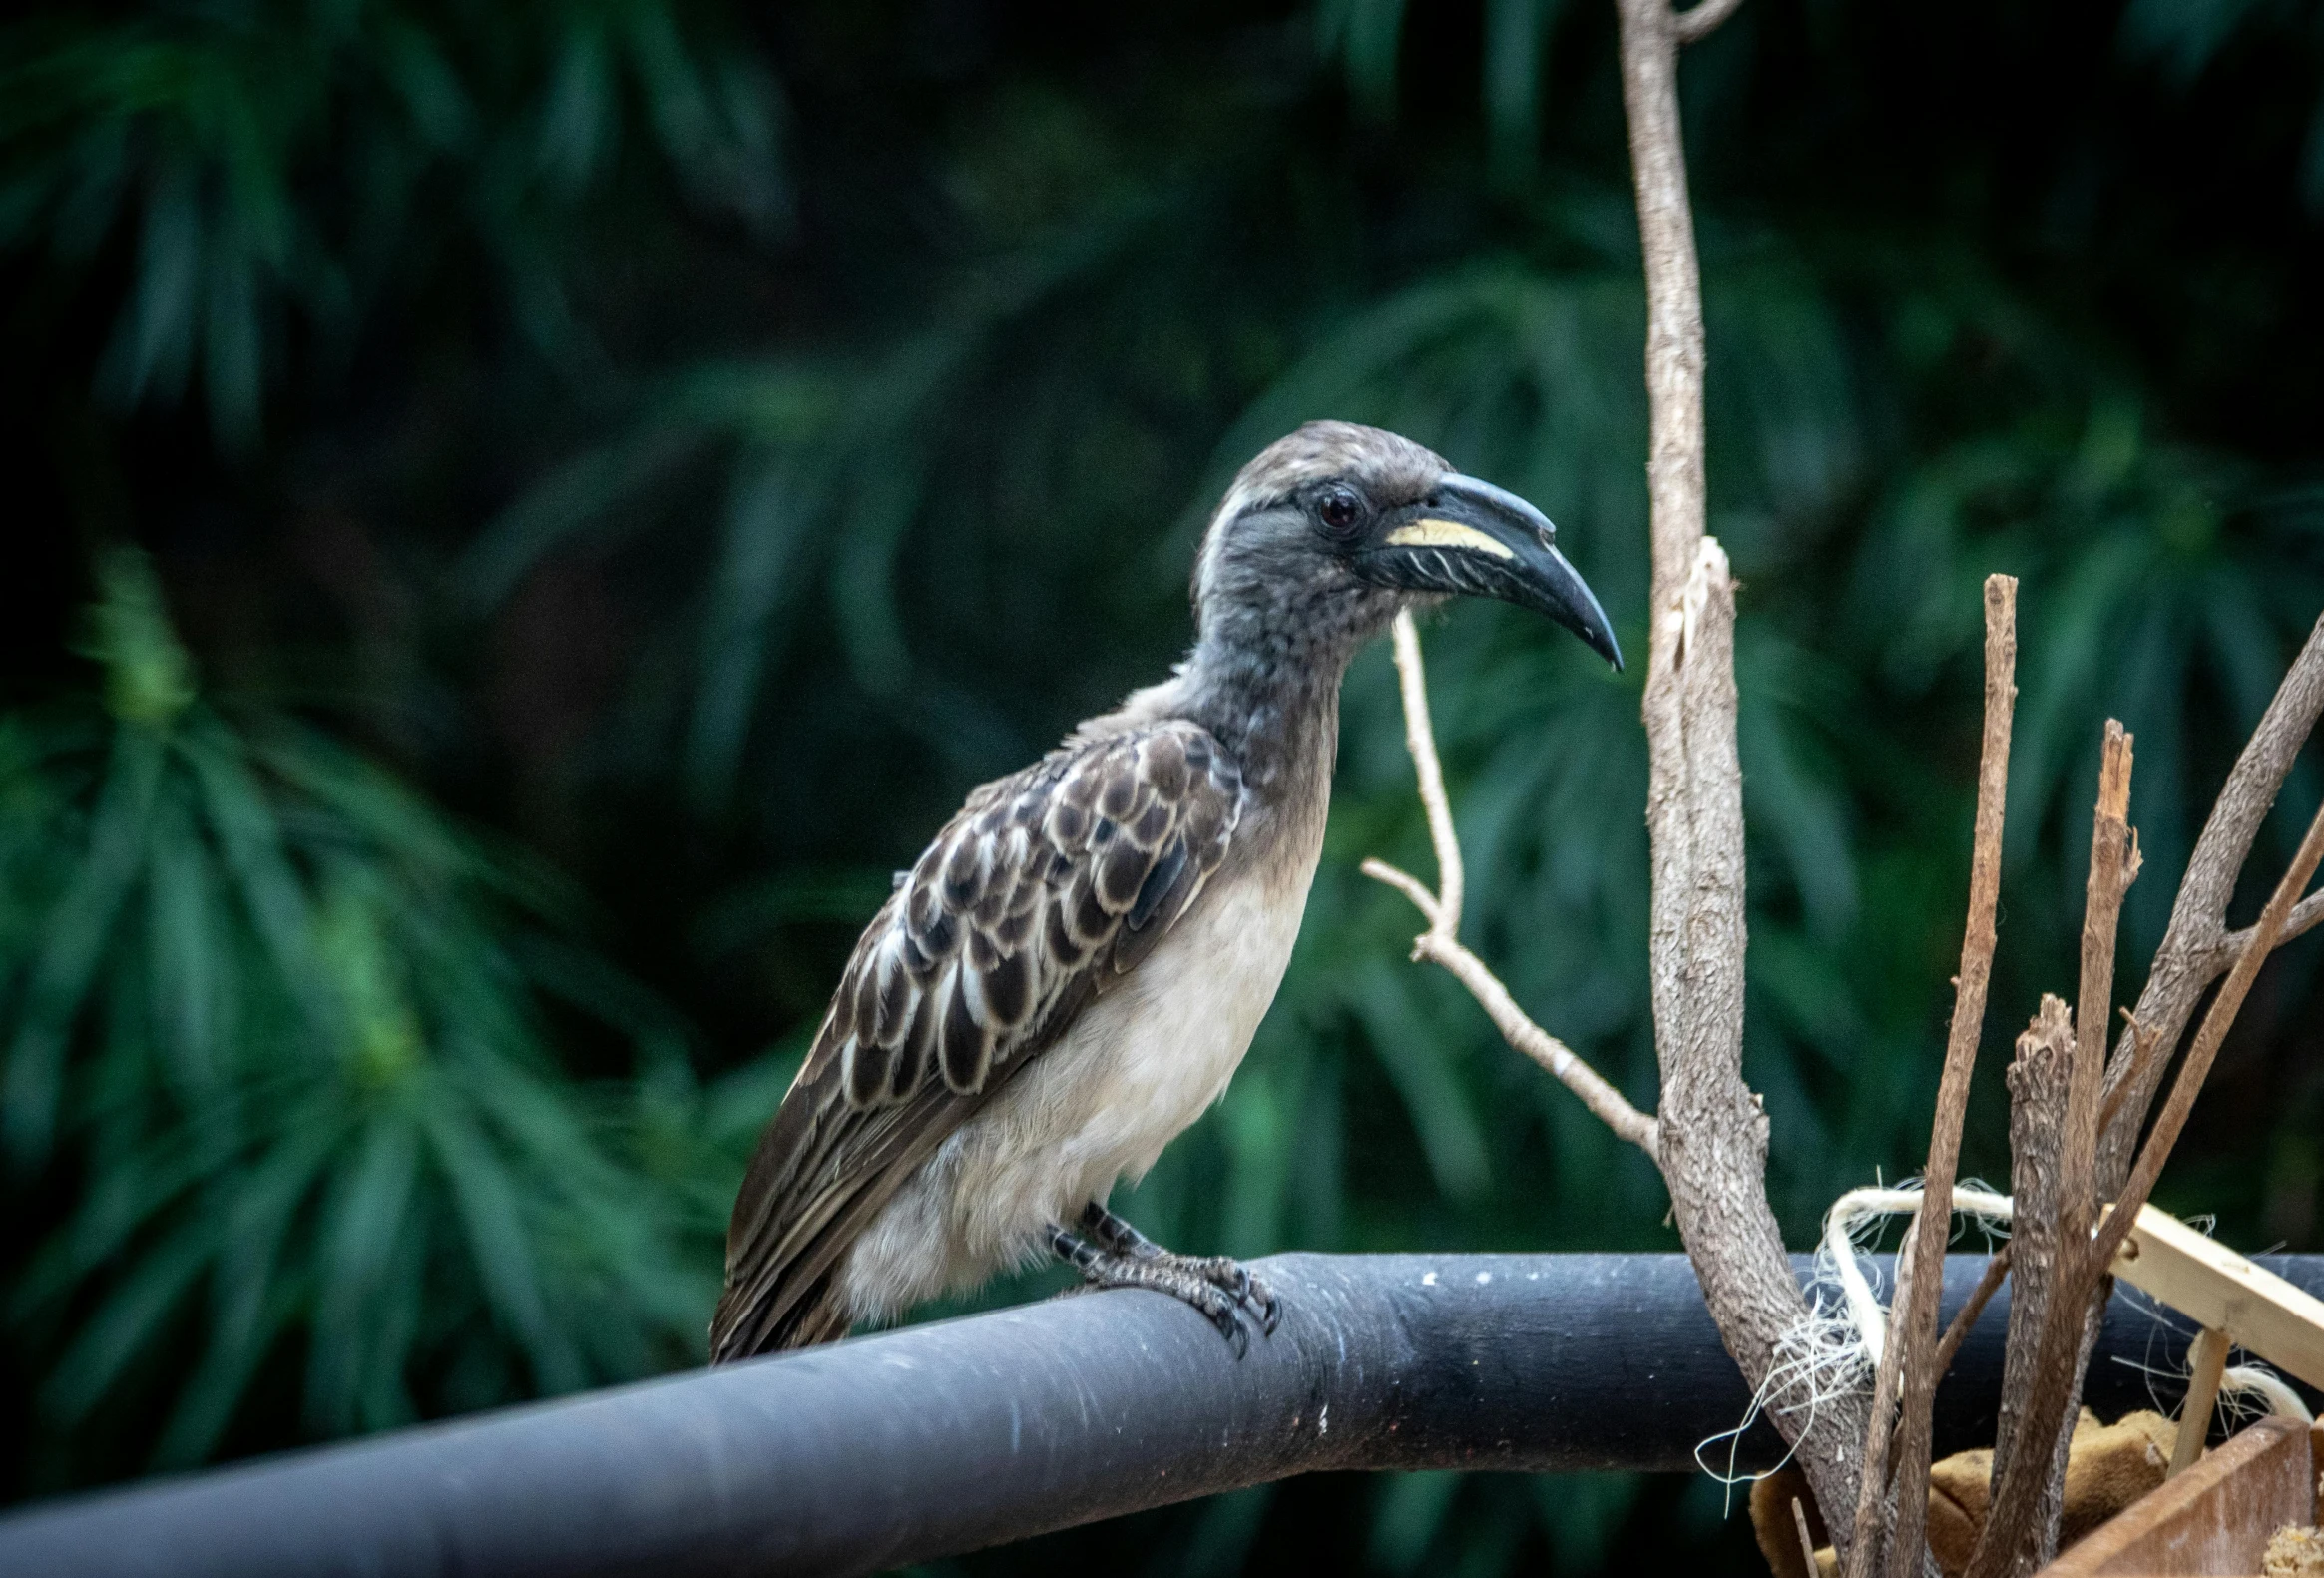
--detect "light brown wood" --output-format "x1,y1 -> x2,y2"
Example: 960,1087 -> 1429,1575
2037,1416 -> 2311,1577
2171,1328 -> 2230,1479
2108,1206 -> 2324,1391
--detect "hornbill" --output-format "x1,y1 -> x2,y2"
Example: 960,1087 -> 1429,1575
711,421 -> 1620,1361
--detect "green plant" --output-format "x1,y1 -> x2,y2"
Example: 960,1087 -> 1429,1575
0,549 -> 711,1474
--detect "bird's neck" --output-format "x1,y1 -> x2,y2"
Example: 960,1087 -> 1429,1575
1173,620 -> 1358,816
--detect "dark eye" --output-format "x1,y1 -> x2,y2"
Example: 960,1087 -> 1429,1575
1317,487 -> 1361,534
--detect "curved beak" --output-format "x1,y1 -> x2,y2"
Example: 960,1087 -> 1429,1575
1354,475 -> 1623,670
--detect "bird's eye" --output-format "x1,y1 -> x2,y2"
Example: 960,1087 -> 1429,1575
1316,487 -> 1361,534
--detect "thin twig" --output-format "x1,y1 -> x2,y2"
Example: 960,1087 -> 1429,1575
1671,0 -> 1747,42
1879,574 -> 2019,1578
1795,1497 -> 1824,1578
1967,720 -> 2140,1578
1361,626 -> 1658,1155
2203,887 -> 2324,975
2090,792 -> 2324,1274
1390,610 -> 1462,945
2061,723 -> 2137,1261
1844,1222 -> 1916,1578
1931,1247 -> 2011,1381
2096,612 -> 2324,1192
1365,860 -> 1660,1150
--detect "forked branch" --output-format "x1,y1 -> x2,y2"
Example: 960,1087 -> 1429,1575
1362,613 -> 1659,1155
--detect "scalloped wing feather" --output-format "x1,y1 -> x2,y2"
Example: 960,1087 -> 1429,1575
710,721 -> 1243,1360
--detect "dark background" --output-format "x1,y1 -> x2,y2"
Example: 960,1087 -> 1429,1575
5,0 -> 2324,1571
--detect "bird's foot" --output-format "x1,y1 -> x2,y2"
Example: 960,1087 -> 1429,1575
1063,1204 -> 1281,1341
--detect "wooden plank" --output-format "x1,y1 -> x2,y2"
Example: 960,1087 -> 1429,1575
2171,1328 -> 2229,1478
2037,1415 -> 2311,1576
2109,1206 -> 2324,1391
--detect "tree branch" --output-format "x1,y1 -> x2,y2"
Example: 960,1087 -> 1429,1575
2090,792 -> 2324,1275
1931,1247 -> 2010,1381
1671,0 -> 1748,43
1614,0 -> 1866,1539
1362,617 -> 1659,1155
2096,612 -> 2324,1194
1876,575 -> 2019,1578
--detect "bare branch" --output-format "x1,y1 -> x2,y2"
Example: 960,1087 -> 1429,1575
1362,631 -> 1658,1156
1616,0 -> 1868,1533
2203,886 -> 2324,975
1879,574 -> 2019,1578
1794,1498 -> 1823,1578
1978,777 -> 2324,1578
1844,1221 -> 1915,1578
1969,996 -> 2072,1578
2097,612 -> 2324,1192
2091,792 -> 2324,1274
1671,0 -> 1748,43
1412,930 -> 1659,1152
1359,857 -> 1441,930
1931,1247 -> 2010,1381
1389,611 -> 1462,945
2063,723 -> 2136,1258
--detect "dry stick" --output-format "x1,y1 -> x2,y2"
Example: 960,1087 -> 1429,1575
2207,888 -> 2324,973
2088,792 -> 2324,1276
1615,0 -> 1869,1542
1975,787 -> 2324,1578
1876,575 -> 2020,1578
1794,1497 -> 1824,1578
2062,725 -> 2137,1272
1362,618 -> 1661,1154
1967,724 -> 2141,1578
1389,611 -> 1461,945
1971,997 -> 2073,1578
1844,1222 -> 1918,1578
2096,611 -> 2324,1194
1672,0 -> 1748,42
1930,1247 -> 2010,1381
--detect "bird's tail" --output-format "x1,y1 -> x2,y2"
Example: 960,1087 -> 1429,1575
708,1269 -> 852,1362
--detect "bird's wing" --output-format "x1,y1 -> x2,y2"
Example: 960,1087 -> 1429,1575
710,721 -> 1244,1359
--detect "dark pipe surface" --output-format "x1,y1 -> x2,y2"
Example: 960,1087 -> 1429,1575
1,1252 -> 2314,1578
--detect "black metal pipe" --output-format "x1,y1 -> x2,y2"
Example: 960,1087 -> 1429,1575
2,1252 -> 2315,1578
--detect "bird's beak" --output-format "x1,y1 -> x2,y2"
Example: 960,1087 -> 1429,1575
1355,475 -> 1623,670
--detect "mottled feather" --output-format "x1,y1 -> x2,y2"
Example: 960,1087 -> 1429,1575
711,720 -> 1243,1360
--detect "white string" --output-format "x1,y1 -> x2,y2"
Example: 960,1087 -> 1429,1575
2219,1364 -> 2313,1424
1697,1180 -> 2315,1497
1820,1182 -> 2017,1366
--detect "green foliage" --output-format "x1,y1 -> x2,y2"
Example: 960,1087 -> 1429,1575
0,550 -> 716,1476
0,0 -> 786,446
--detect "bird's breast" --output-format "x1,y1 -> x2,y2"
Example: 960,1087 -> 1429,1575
943,814 -> 1326,1253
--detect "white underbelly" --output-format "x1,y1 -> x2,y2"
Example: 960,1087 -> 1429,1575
836,862 -> 1314,1321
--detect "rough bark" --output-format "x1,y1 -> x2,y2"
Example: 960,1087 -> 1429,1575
1614,0 -> 1869,1540
1985,993 -> 2074,1577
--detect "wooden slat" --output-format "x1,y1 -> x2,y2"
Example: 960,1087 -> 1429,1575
2037,1415 -> 2311,1576
2109,1206 -> 2324,1391
2170,1328 -> 2229,1478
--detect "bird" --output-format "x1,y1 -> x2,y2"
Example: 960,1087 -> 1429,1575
709,420 -> 1621,1362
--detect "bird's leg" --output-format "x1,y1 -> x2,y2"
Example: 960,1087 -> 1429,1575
1046,1222 -> 1260,1357
1076,1202 -> 1281,1336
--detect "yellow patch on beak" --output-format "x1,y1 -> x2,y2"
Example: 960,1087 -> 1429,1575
1382,519 -> 1516,559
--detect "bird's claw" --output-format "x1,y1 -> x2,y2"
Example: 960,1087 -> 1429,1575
1054,1211 -> 1279,1355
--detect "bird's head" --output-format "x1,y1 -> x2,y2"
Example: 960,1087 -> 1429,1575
1192,421 -> 1622,671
